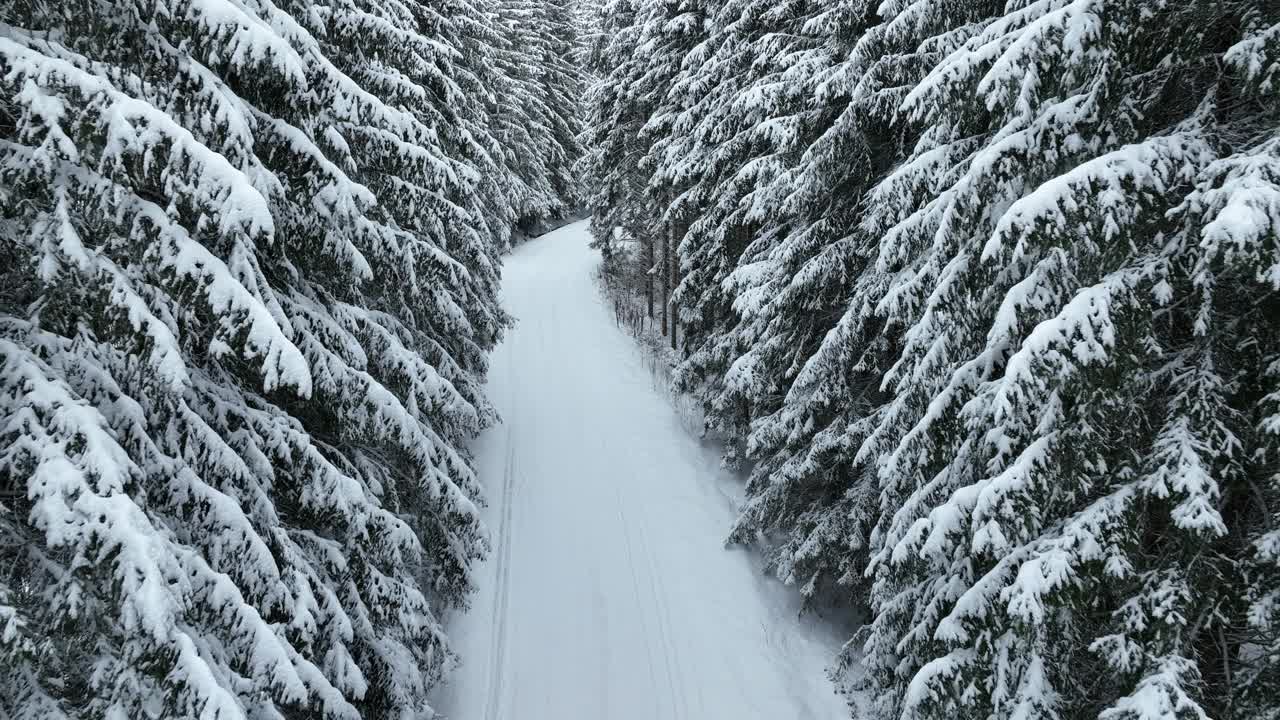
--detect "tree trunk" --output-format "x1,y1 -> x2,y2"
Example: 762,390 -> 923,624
670,222 -> 678,352
660,222 -> 669,337
645,226 -> 654,320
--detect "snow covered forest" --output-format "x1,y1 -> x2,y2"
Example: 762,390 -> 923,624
3,0 -> 1280,717
579,0 -> 1280,719
0,0 -> 580,716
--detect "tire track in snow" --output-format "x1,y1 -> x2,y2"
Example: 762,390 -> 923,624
433,221 -> 852,720
614,491 -> 664,719
482,421 -> 517,720
636,513 -> 691,720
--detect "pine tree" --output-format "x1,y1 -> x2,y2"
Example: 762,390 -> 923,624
0,0 -> 531,715
661,0 -> 819,451
494,0 -> 582,234
584,0 -> 1280,718
633,0 -> 711,345
579,0 -> 651,271
856,1 -> 1280,718
703,0 -> 891,610
539,0 -> 586,216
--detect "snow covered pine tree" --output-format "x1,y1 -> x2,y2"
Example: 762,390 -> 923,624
492,0 -> 583,238
857,3 -> 1280,719
0,0 -> 576,717
583,0 -> 1280,718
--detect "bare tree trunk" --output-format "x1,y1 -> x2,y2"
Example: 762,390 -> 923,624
645,226 -> 654,320
660,221 -> 669,337
669,221 -> 678,352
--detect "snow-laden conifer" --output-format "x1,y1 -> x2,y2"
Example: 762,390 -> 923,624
855,2 -> 1280,718
584,0 -> 1280,718
0,0 -> 557,715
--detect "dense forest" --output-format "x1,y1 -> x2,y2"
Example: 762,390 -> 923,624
0,0 -> 579,716
3,0 -> 1279,717
580,0 -> 1280,718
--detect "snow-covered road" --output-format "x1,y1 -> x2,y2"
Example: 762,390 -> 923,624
434,221 -> 848,720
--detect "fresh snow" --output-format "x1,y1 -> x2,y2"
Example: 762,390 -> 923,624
435,220 -> 849,720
